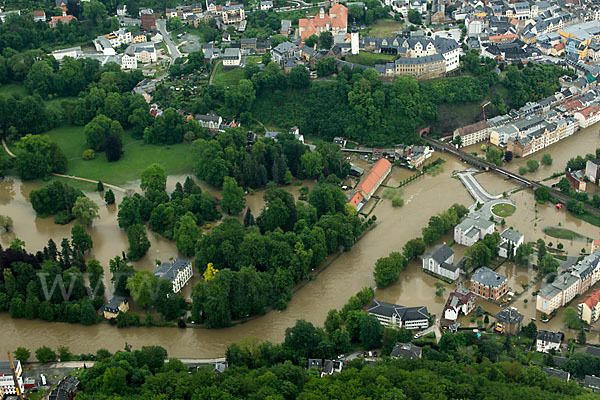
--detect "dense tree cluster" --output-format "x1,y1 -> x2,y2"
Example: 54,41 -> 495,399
118,168 -> 220,258
0,237 -> 104,326
14,134 -> 67,180
0,5 -> 115,54
29,181 -> 86,224
191,183 -> 366,328
192,128 -> 348,188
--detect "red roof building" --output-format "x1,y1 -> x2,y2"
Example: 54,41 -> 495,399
49,15 -> 76,28
348,158 -> 392,211
298,5 -> 347,41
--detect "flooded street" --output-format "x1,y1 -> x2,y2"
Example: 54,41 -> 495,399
2,126 -> 600,358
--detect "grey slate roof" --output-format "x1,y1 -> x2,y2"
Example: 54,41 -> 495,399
495,307 -> 523,324
390,342 -> 422,359
543,367 -> 569,381
471,267 -> 507,288
537,330 -> 563,343
99,296 -> 127,314
500,228 -> 523,243
585,375 -> 600,392
154,258 -> 191,283
423,244 -> 453,265
367,300 -> 429,321
585,346 -> 600,357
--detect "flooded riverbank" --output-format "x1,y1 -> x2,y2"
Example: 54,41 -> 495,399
1,140 -> 600,358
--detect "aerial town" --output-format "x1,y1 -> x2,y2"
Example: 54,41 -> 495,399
3,0 -> 600,397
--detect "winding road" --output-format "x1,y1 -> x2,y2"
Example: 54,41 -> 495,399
2,138 -> 127,192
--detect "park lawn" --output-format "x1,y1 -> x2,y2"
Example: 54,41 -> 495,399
491,203 -> 516,217
45,125 -> 193,186
366,19 -> 403,38
345,52 -> 396,67
0,82 -> 28,97
543,226 -> 589,241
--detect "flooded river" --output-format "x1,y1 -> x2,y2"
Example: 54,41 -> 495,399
2,126 -> 600,358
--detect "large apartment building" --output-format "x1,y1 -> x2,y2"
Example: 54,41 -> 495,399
537,250 -> 600,314
578,289 -> 600,324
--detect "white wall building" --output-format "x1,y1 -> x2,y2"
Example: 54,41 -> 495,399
222,47 -> 242,66
421,244 -> 462,281
498,228 -> 524,258
454,214 -> 495,247
536,330 -> 562,353
121,52 -> 138,69
367,300 -> 429,330
154,258 -> 194,294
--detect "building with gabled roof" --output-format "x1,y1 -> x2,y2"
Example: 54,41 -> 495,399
421,244 -> 463,281
536,330 -> 563,353
298,5 -> 348,41
578,289 -> 600,324
154,258 -> 193,293
348,158 -> 391,211
470,266 -> 508,301
495,307 -> 523,335
390,342 -> 422,359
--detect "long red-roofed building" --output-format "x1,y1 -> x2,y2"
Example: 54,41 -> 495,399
348,158 -> 392,211
578,289 -> 600,324
298,5 -> 347,42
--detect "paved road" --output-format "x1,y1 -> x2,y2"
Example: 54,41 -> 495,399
457,170 -> 501,204
156,19 -> 181,64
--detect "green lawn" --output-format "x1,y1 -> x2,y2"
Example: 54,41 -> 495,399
345,52 -> 396,67
0,82 -> 28,97
491,203 -> 516,217
44,125 -> 193,186
212,57 -> 261,87
543,227 -> 589,241
366,19 -> 403,38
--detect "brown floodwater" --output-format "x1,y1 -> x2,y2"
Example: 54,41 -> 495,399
1,139 -> 600,358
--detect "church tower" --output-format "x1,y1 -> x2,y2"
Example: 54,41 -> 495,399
351,20 -> 359,55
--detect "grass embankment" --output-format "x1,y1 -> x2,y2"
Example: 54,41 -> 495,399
365,19 -> 403,38
45,125 -> 193,186
543,227 -> 588,241
491,203 -> 516,217
212,57 -> 261,87
345,52 -> 396,67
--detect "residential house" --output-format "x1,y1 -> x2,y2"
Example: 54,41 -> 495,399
567,170 -> 586,192
99,296 -> 129,319
348,158 -> 392,211
578,289 -> 600,324
122,51 -> 138,69
574,105 -> 600,129
135,46 -> 157,63
320,360 -> 343,377
498,228 -> 524,258
94,35 -> 116,56
421,244 -> 462,281
0,360 -> 24,397
442,288 -> 476,324
494,307 -> 523,335
260,1 -> 273,10
221,4 -> 245,25
222,47 -> 242,67
281,20 -> 292,35
489,124 -> 518,147
536,330 -> 563,353
271,41 -> 300,67
298,5 -> 348,41
195,113 -> 223,130
470,266 -> 508,301
390,343 -> 422,359
31,10 -> 46,22
367,300 -> 429,330
586,158 -> 600,184
585,375 -> 600,393
51,46 -> 82,61
454,214 -> 495,247
154,258 -> 193,294
105,28 -> 132,47
0,10 -> 20,23
117,5 -> 127,16
132,31 -> 147,43
453,121 -> 490,147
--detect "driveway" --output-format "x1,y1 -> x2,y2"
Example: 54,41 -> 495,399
156,19 -> 181,64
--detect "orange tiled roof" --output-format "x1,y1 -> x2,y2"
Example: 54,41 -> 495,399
583,289 -> 600,309
355,158 -> 391,197
349,192 -> 364,207
298,5 -> 347,40
577,105 -> 600,118
50,15 -> 76,25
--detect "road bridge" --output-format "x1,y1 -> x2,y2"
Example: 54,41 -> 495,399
422,136 -> 600,214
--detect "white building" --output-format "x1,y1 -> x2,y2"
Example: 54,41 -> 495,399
105,28 -> 132,47
222,47 -> 242,67
260,1 -> 273,10
93,35 -> 116,55
117,5 -> 127,16
453,121 -> 489,147
367,300 -> 429,330
195,113 -> 223,130
498,228 -> 524,258
51,46 -> 82,61
454,214 -> 495,247
421,244 -> 463,281
135,46 -> 157,63
154,258 -> 194,294
0,360 -> 24,397
536,330 -> 563,353
121,52 -> 138,69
